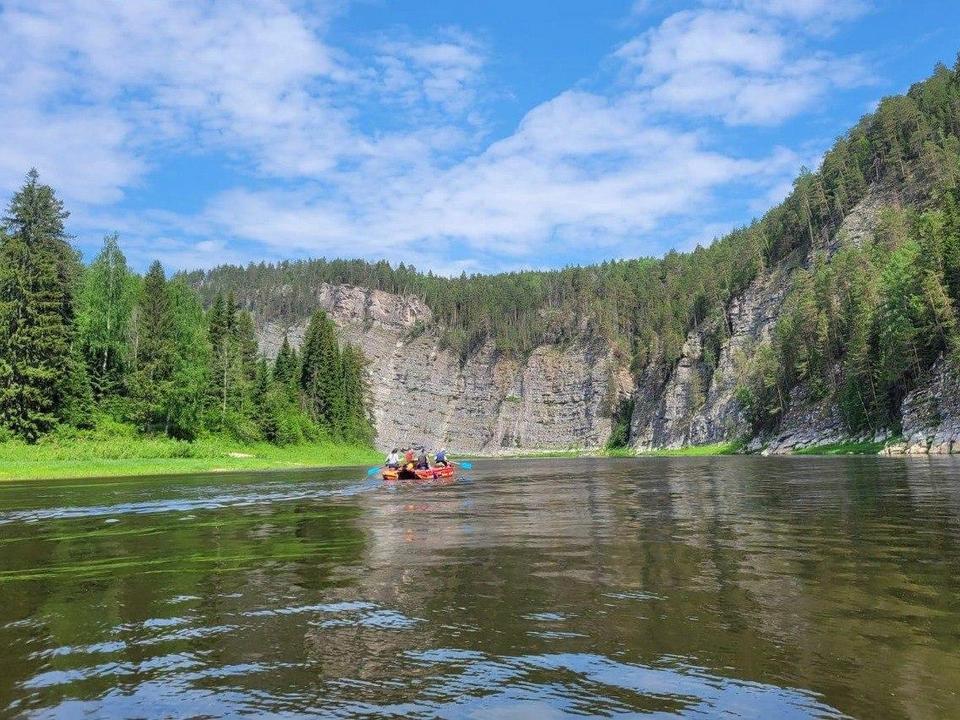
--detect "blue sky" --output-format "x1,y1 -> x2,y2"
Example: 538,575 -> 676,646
1,0 -> 959,274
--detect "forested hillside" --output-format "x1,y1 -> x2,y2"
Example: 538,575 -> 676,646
0,172 -> 373,447
190,59 -> 960,444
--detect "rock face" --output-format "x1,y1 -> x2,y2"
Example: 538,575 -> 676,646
628,182 -> 959,455
630,267 -> 788,450
888,358 -> 960,455
760,378 -> 846,454
254,283 -> 632,453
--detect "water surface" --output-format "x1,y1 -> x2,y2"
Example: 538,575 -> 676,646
1,457 -> 959,719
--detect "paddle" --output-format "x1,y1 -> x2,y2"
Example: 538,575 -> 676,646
366,466 -> 382,476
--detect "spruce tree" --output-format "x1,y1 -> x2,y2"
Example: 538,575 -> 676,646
273,335 -> 298,390
0,170 -> 83,440
131,260 -> 176,432
299,310 -> 344,434
207,292 -> 259,434
207,292 -> 234,423
166,278 -> 210,439
340,343 -> 372,443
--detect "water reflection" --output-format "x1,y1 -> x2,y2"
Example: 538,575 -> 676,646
1,457 -> 959,718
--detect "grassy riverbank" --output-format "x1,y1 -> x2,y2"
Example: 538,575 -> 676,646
0,434 -> 380,482
794,439 -> 890,455
638,441 -> 745,457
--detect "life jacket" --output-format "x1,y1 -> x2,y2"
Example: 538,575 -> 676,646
404,450 -> 415,463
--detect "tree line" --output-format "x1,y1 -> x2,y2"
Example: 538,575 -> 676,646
0,170 -> 373,445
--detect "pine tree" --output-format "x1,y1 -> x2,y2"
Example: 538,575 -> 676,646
0,170 -> 83,440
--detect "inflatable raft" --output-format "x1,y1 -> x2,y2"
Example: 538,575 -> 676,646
382,464 -> 456,482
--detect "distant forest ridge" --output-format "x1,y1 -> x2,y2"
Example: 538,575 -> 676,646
186,58 -> 960,374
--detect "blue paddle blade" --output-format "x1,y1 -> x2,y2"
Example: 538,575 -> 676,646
457,461 -> 473,470
367,466 -> 381,476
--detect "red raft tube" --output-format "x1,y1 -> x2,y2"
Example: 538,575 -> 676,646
382,464 -> 457,482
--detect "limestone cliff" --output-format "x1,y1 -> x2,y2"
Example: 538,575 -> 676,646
630,267 -> 788,450
886,358 -> 960,455
254,283 -> 632,452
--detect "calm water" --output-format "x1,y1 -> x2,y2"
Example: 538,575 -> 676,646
1,457 -> 959,719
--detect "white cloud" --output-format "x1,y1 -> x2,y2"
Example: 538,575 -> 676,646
617,6 -> 871,125
190,90 -> 799,266
620,10 -> 787,77
374,29 -> 486,116
724,0 -> 870,32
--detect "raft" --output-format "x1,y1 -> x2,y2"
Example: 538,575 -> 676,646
382,464 -> 456,482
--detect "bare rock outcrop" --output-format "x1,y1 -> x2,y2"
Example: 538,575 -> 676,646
254,283 -> 631,452
888,357 -> 960,455
630,267 -> 788,450
761,380 -> 846,454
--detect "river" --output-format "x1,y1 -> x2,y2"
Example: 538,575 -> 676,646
1,457 -> 959,719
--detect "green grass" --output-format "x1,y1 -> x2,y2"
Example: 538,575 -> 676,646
601,446 -> 637,457
0,434 -> 380,482
794,439 -> 890,455
639,440 -> 745,457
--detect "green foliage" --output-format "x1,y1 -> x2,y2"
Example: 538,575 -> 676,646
130,261 -> 177,433
166,278 -> 210,439
794,439 -> 891,455
0,430 -> 380,481
299,310 -> 372,442
640,440 -> 745,456
0,170 -> 81,441
300,310 -> 343,429
742,196 -> 960,436
0,172 -> 373,450
75,233 -> 137,399
605,398 -> 635,450
206,291 -> 259,433
273,336 -> 298,388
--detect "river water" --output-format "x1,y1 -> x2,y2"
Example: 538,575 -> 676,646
1,457 -> 959,719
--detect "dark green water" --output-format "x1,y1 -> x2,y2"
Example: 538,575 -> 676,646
1,457 -> 959,719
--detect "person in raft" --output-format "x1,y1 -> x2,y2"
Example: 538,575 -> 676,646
385,448 -> 400,469
403,448 -> 416,469
434,448 -> 449,467
416,449 -> 431,470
